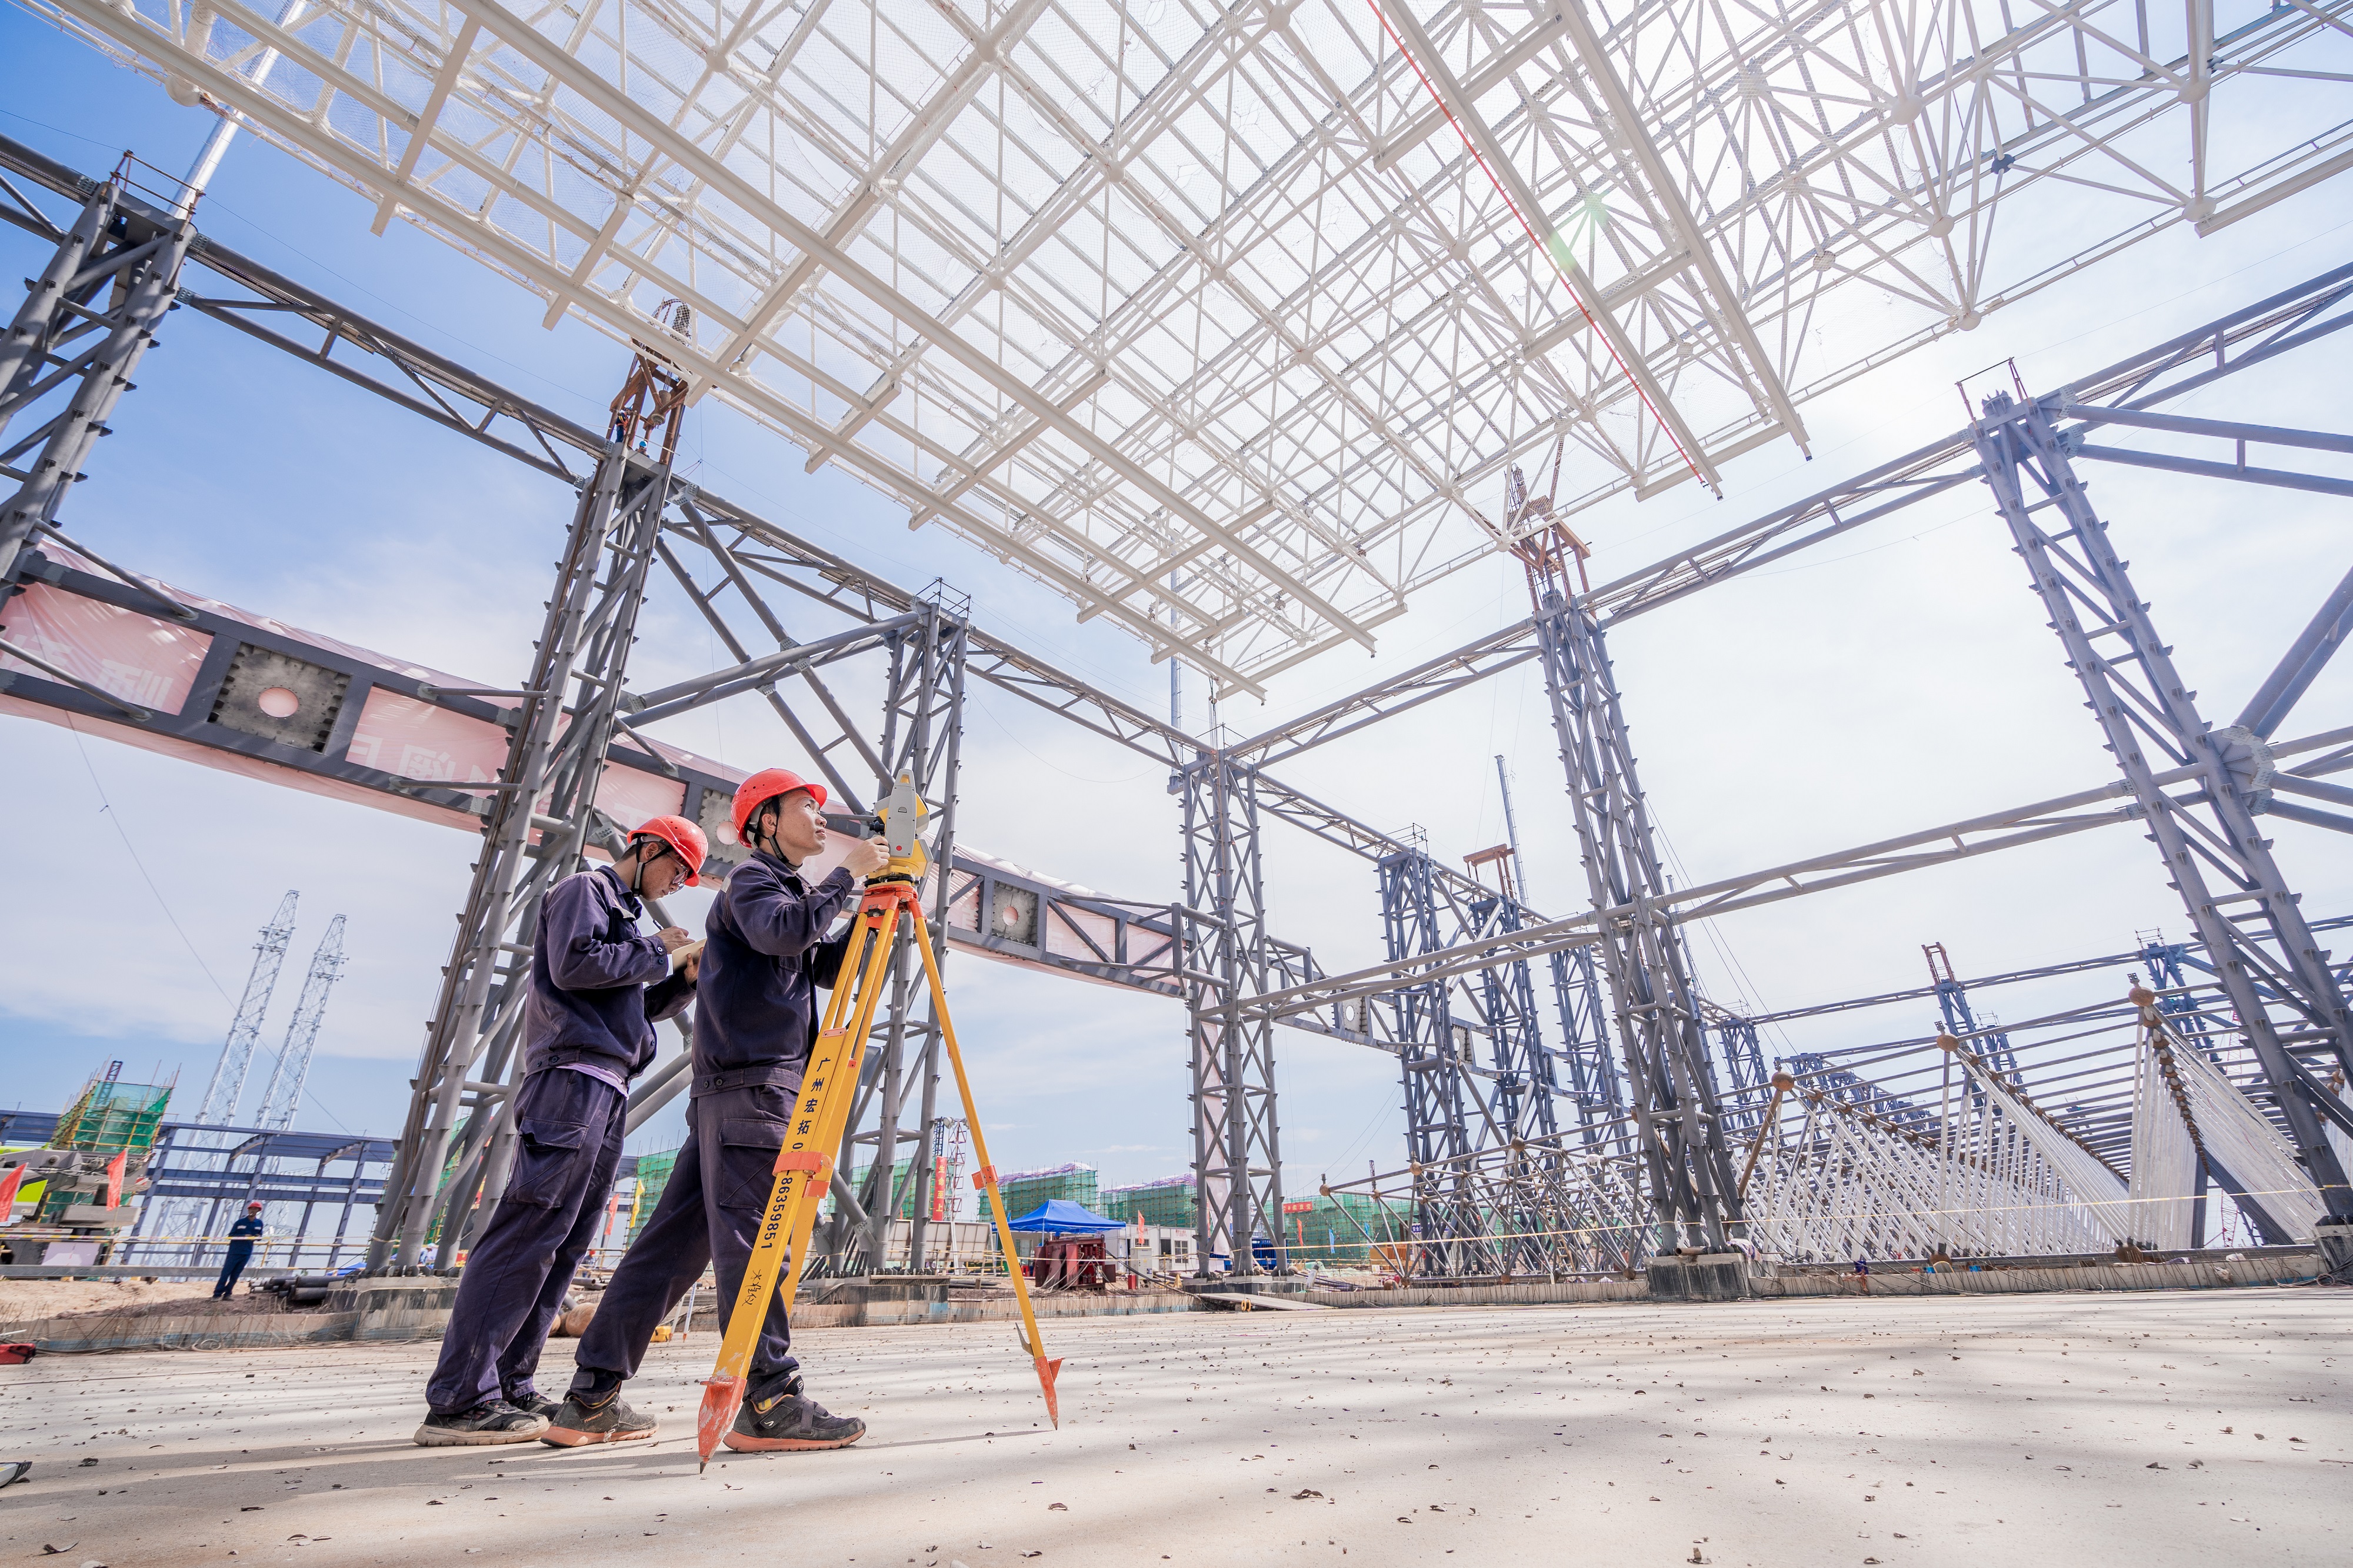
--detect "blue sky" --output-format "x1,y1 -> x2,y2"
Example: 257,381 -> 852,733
4,12 -> 2350,1201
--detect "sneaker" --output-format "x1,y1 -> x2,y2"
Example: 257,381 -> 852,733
413,1401 -> 549,1447
504,1389 -> 563,1421
541,1390 -> 658,1447
722,1376 -> 865,1452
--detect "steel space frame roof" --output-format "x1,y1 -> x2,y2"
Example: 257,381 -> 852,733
24,0 -> 2353,693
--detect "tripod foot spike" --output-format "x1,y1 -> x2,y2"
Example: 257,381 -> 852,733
697,1374 -> 745,1469
1034,1355 -> 1063,1428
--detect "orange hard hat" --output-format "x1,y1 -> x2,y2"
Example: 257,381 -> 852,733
732,768 -> 826,844
629,814 -> 708,886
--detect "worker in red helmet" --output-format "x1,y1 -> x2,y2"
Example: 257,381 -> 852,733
414,815 -> 708,1447
552,769 -> 886,1452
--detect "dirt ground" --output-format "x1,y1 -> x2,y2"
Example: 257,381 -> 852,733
1,1285 -> 2344,1567
0,1278 -> 310,1329
1,1279 -> 214,1330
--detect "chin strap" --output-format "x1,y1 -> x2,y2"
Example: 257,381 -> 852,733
748,802 -> 795,865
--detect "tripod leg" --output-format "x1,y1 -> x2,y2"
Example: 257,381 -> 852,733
776,902 -> 905,1306
693,898 -> 888,1467
908,906 -> 1061,1428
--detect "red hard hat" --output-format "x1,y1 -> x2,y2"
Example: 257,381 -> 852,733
731,768 -> 826,843
629,815 -> 708,886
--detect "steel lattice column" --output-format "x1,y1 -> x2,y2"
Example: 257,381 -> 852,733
1179,754 -> 1287,1277
1467,890 -> 1560,1147
1379,845 -> 1475,1273
1711,1016 -> 1769,1136
1465,890 -> 1569,1276
1548,944 -> 1625,1146
371,445 -> 675,1269
1,165 -> 193,582
1533,588 -> 1741,1249
825,595 -> 966,1275
1974,393 -> 2353,1226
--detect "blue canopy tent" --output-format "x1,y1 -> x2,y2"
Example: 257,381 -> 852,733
1006,1198 -> 1124,1233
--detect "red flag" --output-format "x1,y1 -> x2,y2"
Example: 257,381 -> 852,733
104,1151 -> 126,1209
0,1163 -> 25,1216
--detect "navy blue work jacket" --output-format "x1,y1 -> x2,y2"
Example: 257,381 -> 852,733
692,851 -> 858,1090
521,865 -> 695,1080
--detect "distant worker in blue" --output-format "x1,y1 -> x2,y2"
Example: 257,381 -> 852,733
545,768 -> 885,1453
212,1200 -> 266,1299
411,815 -> 709,1448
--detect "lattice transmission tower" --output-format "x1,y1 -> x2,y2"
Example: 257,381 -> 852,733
195,890 -> 299,1126
254,915 -> 347,1132
145,890 -> 298,1262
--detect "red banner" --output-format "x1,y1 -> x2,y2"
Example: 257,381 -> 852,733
0,1163 -> 25,1216
104,1151 -> 126,1209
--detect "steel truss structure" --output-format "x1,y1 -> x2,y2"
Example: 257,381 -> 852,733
1177,753 -> 1287,1272
20,0 -> 2353,692
1972,381 -> 2353,1218
1523,537 -> 1737,1250
122,1124 -> 397,1269
4,124 -> 2350,1277
378,409 -> 683,1266
1327,922 -> 2353,1270
0,132 -> 1504,1280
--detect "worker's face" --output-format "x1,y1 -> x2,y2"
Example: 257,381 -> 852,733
765,789 -> 827,863
638,848 -> 691,900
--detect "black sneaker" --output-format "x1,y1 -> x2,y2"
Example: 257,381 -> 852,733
541,1389 -> 658,1447
413,1400 -> 548,1447
723,1376 -> 865,1452
504,1389 -> 563,1421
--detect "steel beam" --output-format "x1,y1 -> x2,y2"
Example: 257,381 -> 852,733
1237,723 -> 2353,1020
2238,563 -> 2353,742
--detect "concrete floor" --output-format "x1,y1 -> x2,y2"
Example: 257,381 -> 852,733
4,1287 -> 2345,1567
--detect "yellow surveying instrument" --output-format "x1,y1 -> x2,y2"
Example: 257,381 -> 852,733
695,776 -> 1062,1466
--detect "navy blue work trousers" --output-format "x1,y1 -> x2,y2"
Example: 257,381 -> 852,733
572,1082 -> 797,1397
212,1245 -> 253,1298
425,1068 -> 625,1413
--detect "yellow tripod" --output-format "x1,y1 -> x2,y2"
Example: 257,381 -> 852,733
695,786 -> 1061,1467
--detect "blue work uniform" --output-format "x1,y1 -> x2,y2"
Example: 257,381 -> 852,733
574,850 -> 856,1402
424,865 -> 692,1415
213,1213 -> 264,1298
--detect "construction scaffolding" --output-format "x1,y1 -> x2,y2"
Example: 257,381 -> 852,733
996,1164 -> 1101,1219
52,1067 -> 172,1157
1101,1176 -> 1199,1233
624,1148 -> 681,1249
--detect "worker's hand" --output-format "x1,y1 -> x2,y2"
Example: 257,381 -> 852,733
655,926 -> 693,953
681,952 -> 702,985
842,835 -> 891,879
